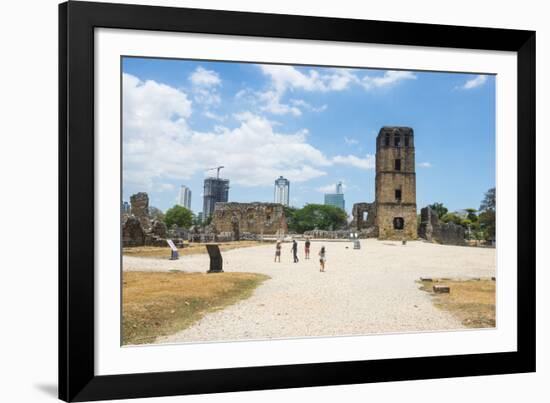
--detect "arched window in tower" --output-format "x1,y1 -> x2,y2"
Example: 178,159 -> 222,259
404,135 -> 409,147
393,217 -> 404,230
395,189 -> 402,202
394,158 -> 401,171
394,134 -> 401,147
384,133 -> 390,146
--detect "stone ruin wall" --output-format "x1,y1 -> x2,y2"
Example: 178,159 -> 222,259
350,202 -> 378,238
129,192 -> 152,232
418,206 -> 465,246
122,192 -> 169,247
302,229 -> 351,239
212,202 -> 287,237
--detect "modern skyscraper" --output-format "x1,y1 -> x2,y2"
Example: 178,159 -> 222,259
177,185 -> 192,210
274,176 -> 290,206
324,182 -> 345,211
203,177 -> 230,218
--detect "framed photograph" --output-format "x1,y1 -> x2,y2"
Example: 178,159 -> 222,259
59,1 -> 535,401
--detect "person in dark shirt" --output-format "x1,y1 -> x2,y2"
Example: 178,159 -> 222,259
292,240 -> 299,263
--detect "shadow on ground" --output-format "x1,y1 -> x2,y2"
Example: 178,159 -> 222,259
34,383 -> 57,398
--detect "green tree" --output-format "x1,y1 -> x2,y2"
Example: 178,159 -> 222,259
464,208 -> 478,222
291,204 -> 347,233
478,187 -> 496,241
429,202 -> 448,219
440,212 -> 462,226
478,209 -> 496,241
283,206 -> 298,231
480,187 -> 496,212
164,205 -> 193,229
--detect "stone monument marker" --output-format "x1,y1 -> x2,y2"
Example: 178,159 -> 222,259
206,244 -> 223,273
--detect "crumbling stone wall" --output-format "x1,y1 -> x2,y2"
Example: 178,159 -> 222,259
351,202 -> 376,228
122,216 -> 145,247
418,206 -> 465,245
151,220 -> 167,238
122,192 -> 181,247
212,202 -> 287,238
130,192 -> 151,232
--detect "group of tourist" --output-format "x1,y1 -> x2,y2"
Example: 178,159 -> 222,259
274,238 -> 326,272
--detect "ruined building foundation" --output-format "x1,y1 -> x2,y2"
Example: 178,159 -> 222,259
212,202 -> 287,239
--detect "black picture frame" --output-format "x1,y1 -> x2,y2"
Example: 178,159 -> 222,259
59,1 -> 536,401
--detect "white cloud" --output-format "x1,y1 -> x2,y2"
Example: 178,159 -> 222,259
259,90 -> 302,116
256,66 -> 357,116
156,183 -> 175,192
255,66 -> 416,116
290,99 -> 328,113
361,70 -> 416,90
123,74 -> 332,190
193,87 -> 221,106
189,66 -> 222,107
203,111 -> 227,122
189,66 -> 221,87
460,75 -> 488,90
418,161 -> 433,168
344,136 -> 359,145
332,154 -> 375,170
260,65 -> 357,93
122,72 -> 192,146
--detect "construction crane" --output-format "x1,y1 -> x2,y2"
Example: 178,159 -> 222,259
206,166 -> 224,179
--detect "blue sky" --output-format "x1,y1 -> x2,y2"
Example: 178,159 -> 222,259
122,57 -> 495,215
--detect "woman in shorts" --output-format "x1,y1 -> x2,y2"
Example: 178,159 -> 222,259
274,241 -> 282,262
318,246 -> 326,272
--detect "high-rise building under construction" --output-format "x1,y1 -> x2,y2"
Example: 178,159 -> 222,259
202,177 -> 230,219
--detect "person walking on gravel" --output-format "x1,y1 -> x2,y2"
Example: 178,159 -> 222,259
304,238 -> 311,259
292,239 -> 299,263
319,246 -> 326,272
274,241 -> 282,263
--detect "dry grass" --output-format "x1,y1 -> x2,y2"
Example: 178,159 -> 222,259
122,271 -> 269,345
419,278 -> 496,328
123,240 -> 271,259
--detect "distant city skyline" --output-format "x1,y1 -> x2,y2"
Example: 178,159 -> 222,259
122,58 -> 495,214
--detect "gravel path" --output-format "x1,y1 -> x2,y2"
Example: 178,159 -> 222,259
123,239 -> 496,344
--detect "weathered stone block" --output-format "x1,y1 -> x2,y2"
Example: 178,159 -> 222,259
433,284 -> 450,293
122,215 -> 145,247
206,244 -> 223,273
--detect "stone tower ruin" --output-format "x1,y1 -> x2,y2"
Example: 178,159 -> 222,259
374,127 -> 417,239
